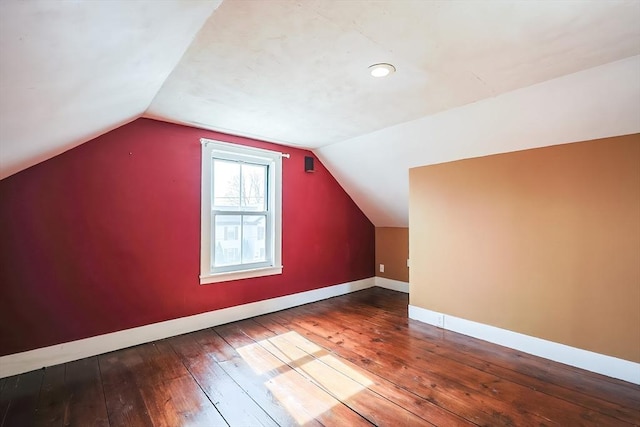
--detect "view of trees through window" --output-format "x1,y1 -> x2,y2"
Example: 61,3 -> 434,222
212,159 -> 268,268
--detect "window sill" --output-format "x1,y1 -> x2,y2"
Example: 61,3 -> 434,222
200,265 -> 283,284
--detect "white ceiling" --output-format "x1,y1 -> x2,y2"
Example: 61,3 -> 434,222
317,56 -> 640,226
1,0 -> 639,226
0,0 -> 221,179
147,0 -> 640,148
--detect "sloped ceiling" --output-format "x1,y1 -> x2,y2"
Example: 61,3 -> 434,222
1,0 -> 639,226
317,56 -> 640,226
147,0 -> 640,148
0,0 -> 221,179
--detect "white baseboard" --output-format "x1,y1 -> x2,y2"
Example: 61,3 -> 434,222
0,277 -> 375,378
408,305 -> 640,385
374,276 -> 409,293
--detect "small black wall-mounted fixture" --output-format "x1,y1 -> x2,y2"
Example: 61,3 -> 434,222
304,156 -> 315,173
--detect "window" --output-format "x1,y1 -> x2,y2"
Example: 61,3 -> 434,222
200,139 -> 283,284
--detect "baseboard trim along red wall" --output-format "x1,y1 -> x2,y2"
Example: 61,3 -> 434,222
0,118 -> 375,357
0,278 -> 376,378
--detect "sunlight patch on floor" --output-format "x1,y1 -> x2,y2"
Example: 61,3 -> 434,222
236,340 -> 287,375
237,330 -> 374,424
265,369 -> 341,425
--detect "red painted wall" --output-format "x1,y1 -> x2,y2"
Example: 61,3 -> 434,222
0,118 -> 374,356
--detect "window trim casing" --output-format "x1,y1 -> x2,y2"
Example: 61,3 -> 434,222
200,138 -> 283,284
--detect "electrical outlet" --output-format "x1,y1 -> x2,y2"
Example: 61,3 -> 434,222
379,264 -> 385,273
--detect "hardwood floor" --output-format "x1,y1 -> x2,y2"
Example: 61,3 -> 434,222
1,287 -> 638,426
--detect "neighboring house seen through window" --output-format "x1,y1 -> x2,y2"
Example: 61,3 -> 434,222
200,139 -> 283,284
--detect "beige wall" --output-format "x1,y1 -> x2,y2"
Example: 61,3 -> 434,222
375,227 -> 409,282
409,134 -> 640,362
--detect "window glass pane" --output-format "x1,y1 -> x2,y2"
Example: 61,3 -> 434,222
213,159 -> 240,209
202,140 -> 283,282
241,163 -> 266,211
242,215 -> 266,264
214,215 -> 241,267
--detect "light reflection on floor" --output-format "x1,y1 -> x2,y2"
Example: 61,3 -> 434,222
237,330 -> 373,425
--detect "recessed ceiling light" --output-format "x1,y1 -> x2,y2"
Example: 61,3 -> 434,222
368,63 -> 396,77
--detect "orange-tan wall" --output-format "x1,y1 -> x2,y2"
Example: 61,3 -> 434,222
409,134 -> 640,362
375,227 -> 409,282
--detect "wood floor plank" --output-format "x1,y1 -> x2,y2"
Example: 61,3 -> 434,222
215,322 -> 374,426
138,373 -> 227,427
2,287 -> 638,426
34,365 -> 67,427
335,289 -> 640,422
99,348 -> 155,427
190,327 -> 321,427
265,306 -> 530,425
327,289 -> 640,422
253,314 -> 476,427
265,309 -> 517,425
190,328 -> 238,362
139,341 -> 228,427
328,299 -> 640,424
242,320 -> 439,426
296,298 -> 635,426
442,328 -> 640,407
0,376 -> 20,426
334,288 -> 640,406
0,369 -> 44,427
268,302 -> 633,426
168,333 -> 276,426
63,356 -> 110,427
134,341 -> 193,386
101,342 -> 228,427
308,289 -> 640,413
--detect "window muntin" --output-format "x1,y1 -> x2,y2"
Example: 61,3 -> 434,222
200,139 -> 283,284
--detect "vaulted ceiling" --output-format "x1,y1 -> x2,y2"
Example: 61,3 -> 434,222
2,0 -> 639,226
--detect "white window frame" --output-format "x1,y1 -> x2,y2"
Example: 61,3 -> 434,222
200,139 -> 283,284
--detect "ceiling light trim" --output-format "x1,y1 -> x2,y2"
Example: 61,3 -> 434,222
368,63 -> 396,78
